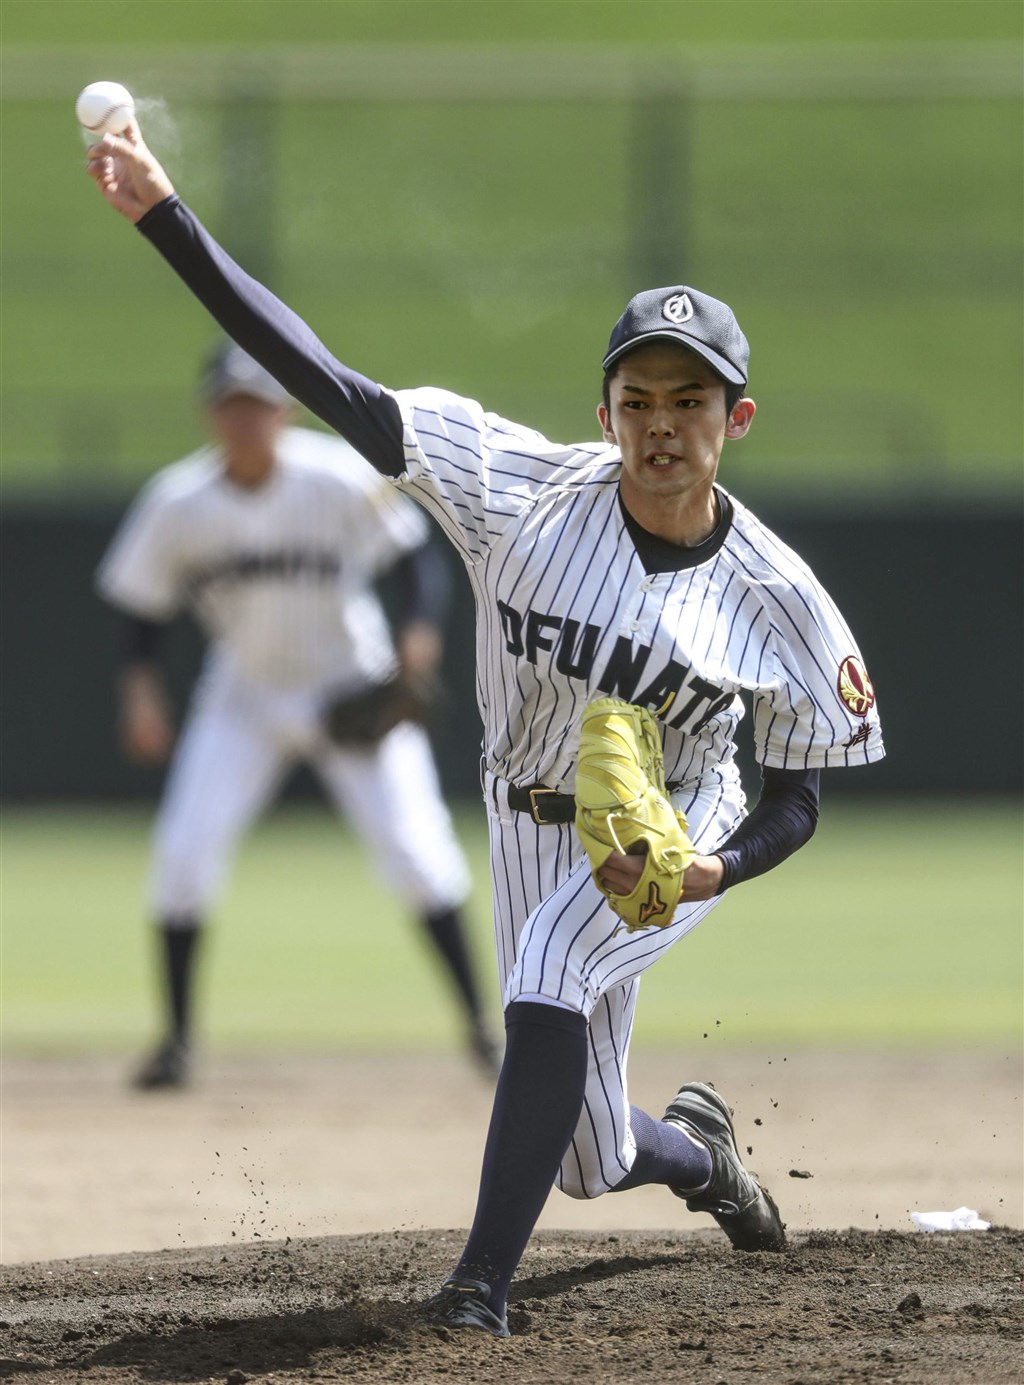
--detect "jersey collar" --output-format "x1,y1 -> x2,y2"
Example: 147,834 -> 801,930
617,486 -> 734,575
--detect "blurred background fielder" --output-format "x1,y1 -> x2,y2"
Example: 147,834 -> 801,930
96,344 -> 500,1087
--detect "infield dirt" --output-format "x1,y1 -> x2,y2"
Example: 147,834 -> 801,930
2,1226 -> 1022,1383
3,1050 -> 1021,1382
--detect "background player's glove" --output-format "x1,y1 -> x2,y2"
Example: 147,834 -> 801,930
324,672 -> 440,747
574,696 -> 696,932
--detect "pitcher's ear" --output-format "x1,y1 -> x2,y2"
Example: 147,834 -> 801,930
597,402 -> 616,443
725,397 -> 755,440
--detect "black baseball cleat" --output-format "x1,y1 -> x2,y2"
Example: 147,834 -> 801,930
132,1040 -> 190,1090
663,1081 -> 786,1251
421,1277 -> 510,1337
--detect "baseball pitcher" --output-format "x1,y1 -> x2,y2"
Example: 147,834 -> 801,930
87,123 -> 884,1336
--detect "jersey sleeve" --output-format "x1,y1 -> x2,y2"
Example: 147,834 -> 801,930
390,386 -> 603,564
752,570 -> 885,770
344,459 -> 431,577
95,482 -> 187,620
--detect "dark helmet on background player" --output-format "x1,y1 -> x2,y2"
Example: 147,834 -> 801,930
200,341 -> 293,407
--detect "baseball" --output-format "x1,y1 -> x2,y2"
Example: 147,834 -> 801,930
75,81 -> 135,136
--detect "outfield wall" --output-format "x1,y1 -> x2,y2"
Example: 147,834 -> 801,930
2,500 -> 1020,800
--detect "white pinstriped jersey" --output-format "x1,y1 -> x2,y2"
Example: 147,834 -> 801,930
98,426 -> 428,691
392,387 -> 884,792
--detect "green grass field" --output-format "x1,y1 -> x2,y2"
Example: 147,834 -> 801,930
2,799 -> 1019,1053
1,1 -> 1020,498
5,2 -> 1021,46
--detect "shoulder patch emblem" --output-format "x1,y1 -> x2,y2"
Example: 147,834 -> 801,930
838,655 -> 875,718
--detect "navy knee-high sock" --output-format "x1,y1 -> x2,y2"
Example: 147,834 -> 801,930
452,1001 -> 589,1313
610,1105 -> 712,1192
158,918 -> 201,1047
420,905 -> 484,1026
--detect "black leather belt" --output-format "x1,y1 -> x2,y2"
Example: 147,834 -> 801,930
507,781 -> 683,826
506,784 -> 577,825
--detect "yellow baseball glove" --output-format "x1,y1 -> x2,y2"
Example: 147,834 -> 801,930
574,697 -> 696,932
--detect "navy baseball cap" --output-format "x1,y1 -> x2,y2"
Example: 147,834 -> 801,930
602,286 -> 749,386
201,343 -> 292,406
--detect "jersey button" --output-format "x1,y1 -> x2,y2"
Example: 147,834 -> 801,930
628,619 -> 641,632
640,579 -> 653,592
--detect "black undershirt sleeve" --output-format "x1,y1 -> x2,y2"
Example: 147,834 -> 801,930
136,196 -> 406,476
712,766 -> 820,892
389,538 -> 451,630
120,614 -> 165,664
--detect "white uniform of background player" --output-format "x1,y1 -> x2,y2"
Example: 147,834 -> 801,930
97,345 -> 498,1087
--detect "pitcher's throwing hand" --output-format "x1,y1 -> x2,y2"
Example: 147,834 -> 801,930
86,121 -> 174,223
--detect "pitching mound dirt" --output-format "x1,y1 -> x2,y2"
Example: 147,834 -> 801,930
2,1226 -> 1021,1383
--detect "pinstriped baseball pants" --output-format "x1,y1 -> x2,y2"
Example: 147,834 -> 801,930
484,771 -> 743,1199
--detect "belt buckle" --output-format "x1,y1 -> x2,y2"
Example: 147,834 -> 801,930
528,787 -> 558,826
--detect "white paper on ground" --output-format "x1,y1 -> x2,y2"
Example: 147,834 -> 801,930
911,1207 -> 991,1232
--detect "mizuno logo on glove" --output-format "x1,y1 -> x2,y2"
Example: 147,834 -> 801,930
638,881 -> 667,925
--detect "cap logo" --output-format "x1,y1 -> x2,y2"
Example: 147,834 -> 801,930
662,293 -> 694,325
